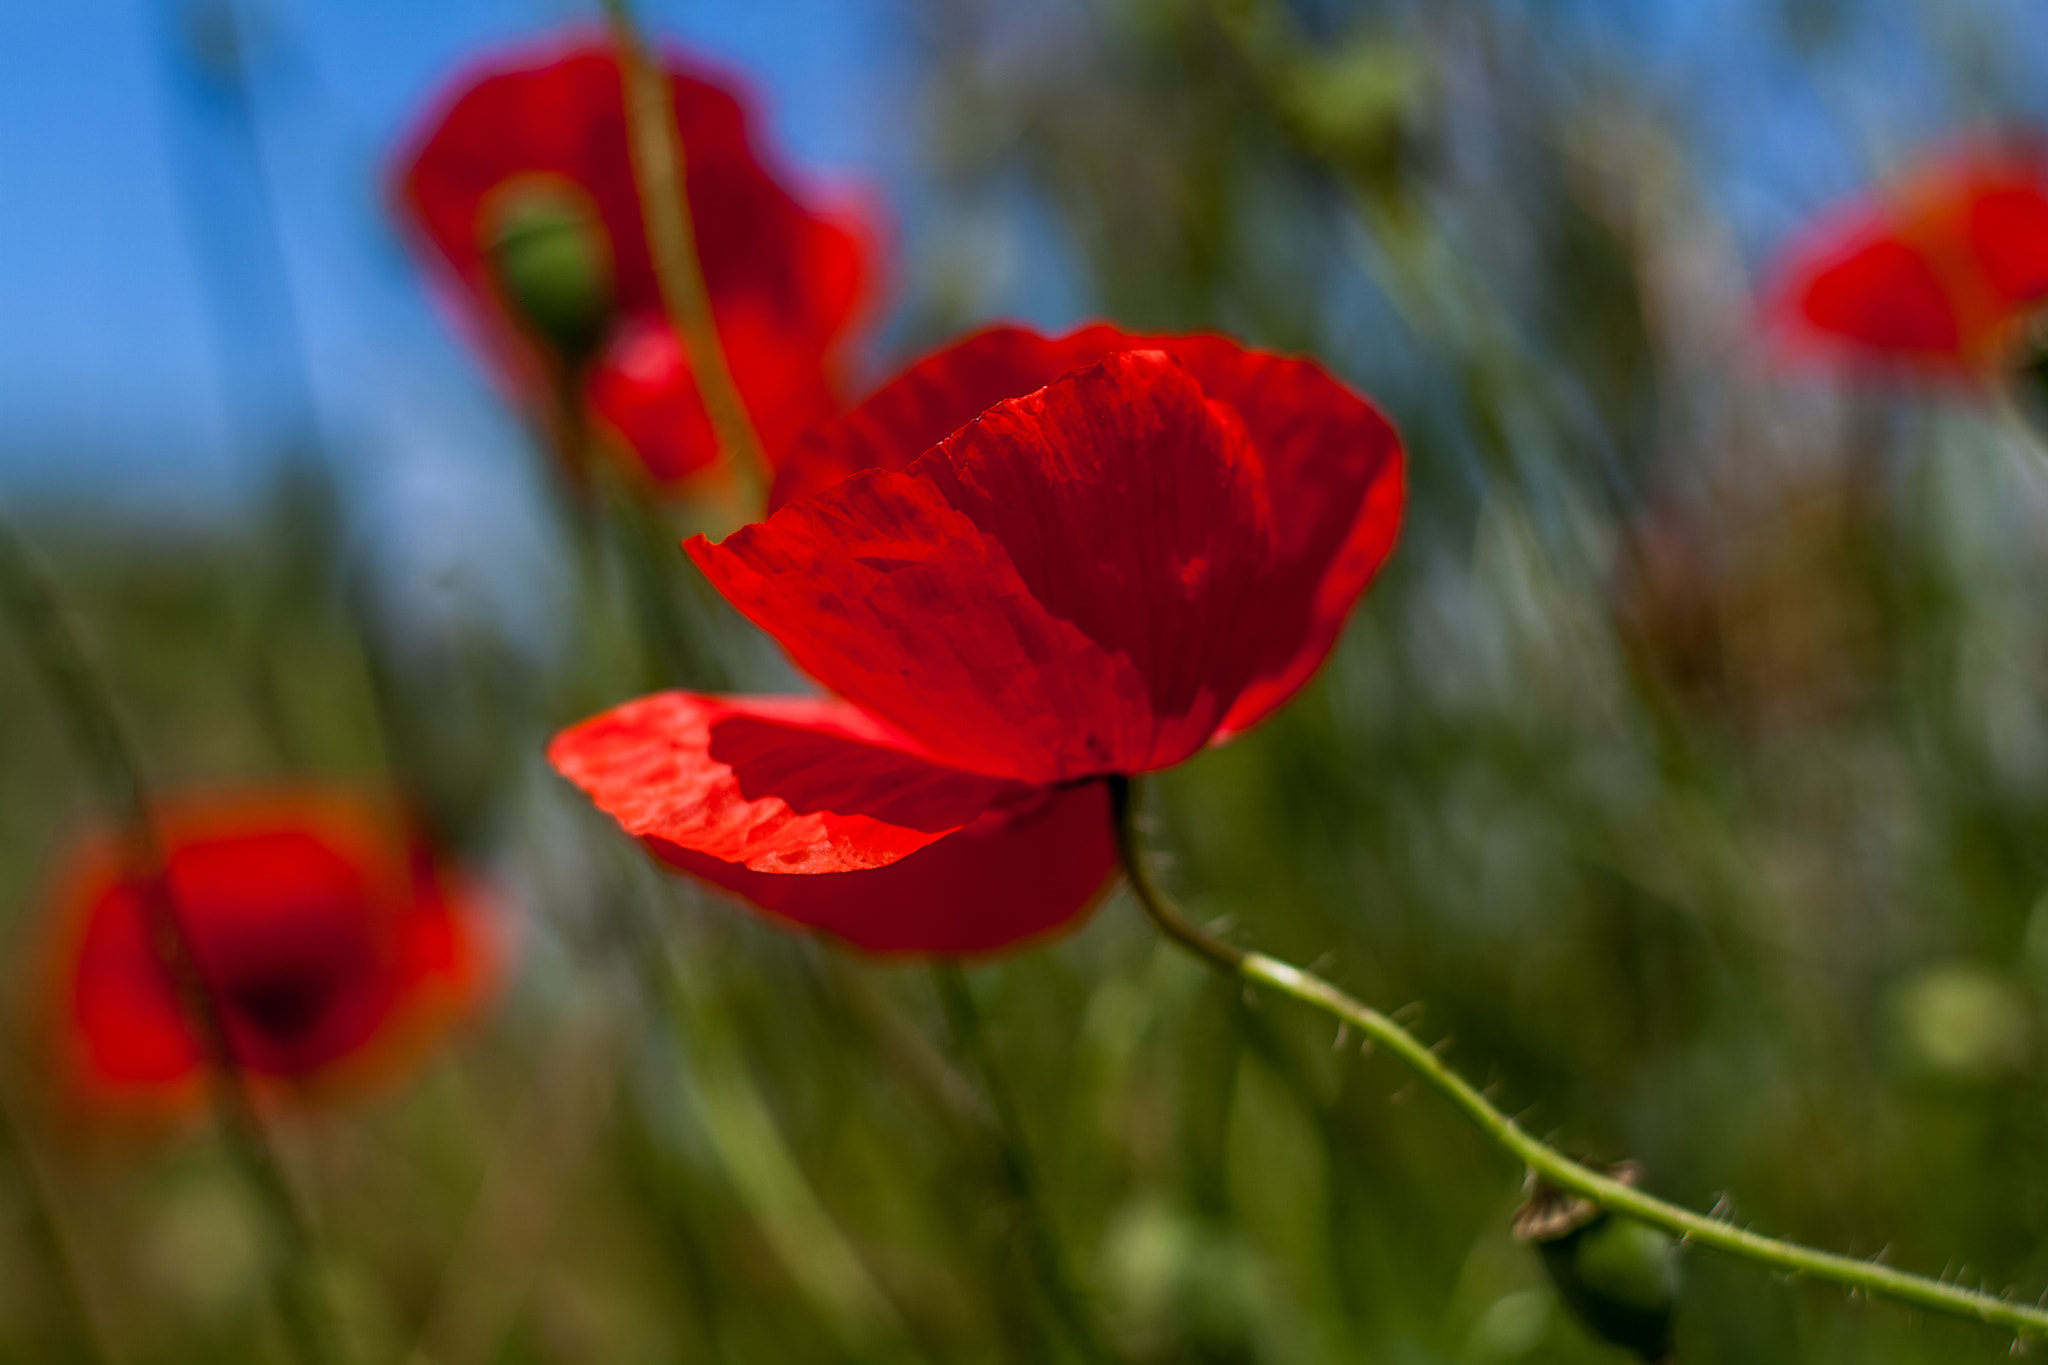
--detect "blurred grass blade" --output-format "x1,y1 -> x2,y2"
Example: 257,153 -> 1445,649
661,936 -> 916,1357
933,963 -> 1123,1365
0,517 -> 342,1365
406,1007 -> 618,1365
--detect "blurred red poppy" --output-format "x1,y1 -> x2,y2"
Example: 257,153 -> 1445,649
550,325 -> 1405,954
394,35 -> 876,486
39,791 -> 500,1119
1767,142 -> 2048,374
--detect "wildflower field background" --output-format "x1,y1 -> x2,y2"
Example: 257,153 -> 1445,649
8,1 -> 2048,1362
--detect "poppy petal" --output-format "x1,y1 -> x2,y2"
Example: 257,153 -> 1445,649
1764,144 -> 2048,372
652,778 -> 1118,955
1966,179 -> 2048,306
585,315 -> 718,481
760,327 -> 1405,753
691,351 -> 1282,783
394,36 -> 875,476
46,791 -> 499,1114
548,692 -> 1033,873
1162,337 -> 1406,737
769,324 -> 1144,509
1794,235 -> 1962,358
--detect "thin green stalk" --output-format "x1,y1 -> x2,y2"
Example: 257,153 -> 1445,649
601,0 -> 770,503
605,473 -> 731,693
1107,775 -> 2048,1341
931,965 -> 1121,1365
617,887 -> 916,1359
1212,0 -> 1593,500
0,520 -> 338,1365
404,1008 -> 617,1365
544,276 -> 724,699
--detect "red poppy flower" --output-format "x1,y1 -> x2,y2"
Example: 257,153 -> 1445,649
584,308 -> 855,485
1766,142 -> 2048,374
550,325 -> 1405,954
39,791 -> 501,1118
394,35 -> 876,485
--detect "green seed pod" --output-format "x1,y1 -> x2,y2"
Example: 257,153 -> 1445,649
1513,1165 -> 1681,1362
1540,1215 -> 1680,1360
483,182 -> 616,367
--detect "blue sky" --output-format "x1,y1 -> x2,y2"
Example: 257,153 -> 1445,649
0,0 -> 911,513
6,0 -> 2048,522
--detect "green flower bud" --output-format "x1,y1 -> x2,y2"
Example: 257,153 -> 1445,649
1514,1166 -> 1681,1362
483,181 -> 615,367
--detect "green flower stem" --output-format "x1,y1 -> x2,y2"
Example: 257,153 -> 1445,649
600,0 -> 771,505
931,964 -> 1122,1365
543,362 -> 725,697
1107,775 -> 2048,1341
0,520 -> 339,1365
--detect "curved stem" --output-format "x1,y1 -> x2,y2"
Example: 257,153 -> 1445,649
0,520 -> 338,1365
1107,775 -> 2048,1340
601,0 -> 771,505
